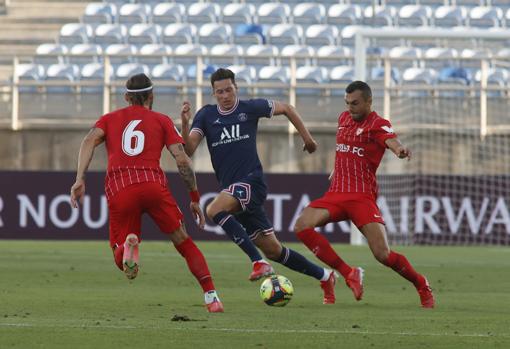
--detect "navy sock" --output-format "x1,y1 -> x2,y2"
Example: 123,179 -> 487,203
277,246 -> 325,280
212,211 -> 263,262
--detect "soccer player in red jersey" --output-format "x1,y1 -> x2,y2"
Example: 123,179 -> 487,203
69,73 -> 223,313
293,81 -> 435,308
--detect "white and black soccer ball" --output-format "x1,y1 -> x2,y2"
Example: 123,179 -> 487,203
260,275 -> 294,307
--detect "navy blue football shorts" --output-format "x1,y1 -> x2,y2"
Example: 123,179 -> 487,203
222,176 -> 274,240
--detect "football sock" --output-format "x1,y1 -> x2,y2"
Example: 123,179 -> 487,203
383,250 -> 426,289
296,228 -> 353,279
113,244 -> 124,271
175,237 -> 215,293
276,246 -> 325,280
212,211 -> 263,262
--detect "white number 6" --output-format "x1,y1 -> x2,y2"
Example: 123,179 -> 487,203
122,120 -> 145,156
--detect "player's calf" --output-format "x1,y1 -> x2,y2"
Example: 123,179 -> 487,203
122,233 -> 140,280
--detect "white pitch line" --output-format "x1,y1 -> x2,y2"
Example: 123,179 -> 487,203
0,323 -> 508,339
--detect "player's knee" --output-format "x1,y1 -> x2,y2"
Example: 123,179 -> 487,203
373,248 -> 390,264
293,216 -> 310,234
261,241 -> 283,261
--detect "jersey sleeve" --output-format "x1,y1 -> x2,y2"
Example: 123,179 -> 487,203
94,114 -> 108,132
161,116 -> 184,146
248,98 -> 275,119
373,118 -> 397,148
190,108 -> 206,138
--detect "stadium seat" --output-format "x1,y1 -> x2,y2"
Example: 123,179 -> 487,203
198,23 -> 233,46
474,68 -> 509,97
328,65 -> 355,95
388,46 -> 423,70
80,62 -> 105,93
208,44 -> 243,66
234,24 -> 265,46
14,63 -> 45,92
81,3 -> 117,25
295,66 -> 328,95
162,23 -> 197,46
257,3 -> 291,24
369,66 -> 400,85
459,48 -> 491,69
437,66 -> 471,97
118,3 -> 151,24
173,43 -> 207,65
226,64 -> 257,94
496,47 -> 510,59
327,4 -> 362,26
44,63 -> 80,93
94,24 -> 128,47
398,5 -> 432,27
433,6 -> 468,28
151,64 -> 185,93
152,3 -> 186,25
468,6 -> 503,28
186,64 -> 217,80
244,44 -> 279,68
339,25 -> 364,47
222,3 -> 256,26
104,44 -> 137,66
187,2 -> 221,24
280,45 -> 315,67
59,23 -> 93,45
292,3 -> 326,25
34,44 -> 68,65
267,24 -> 303,47
316,45 -> 353,67
257,66 -> 290,95
401,67 -> 438,96
114,63 -> 150,81
127,24 -> 163,46
68,43 -> 103,65
424,47 -> 459,70
304,24 -> 339,47
138,44 -> 172,66
362,6 -> 397,27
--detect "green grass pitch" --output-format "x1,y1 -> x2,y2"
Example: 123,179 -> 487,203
0,240 -> 509,349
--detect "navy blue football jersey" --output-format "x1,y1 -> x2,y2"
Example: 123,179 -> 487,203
190,98 -> 274,188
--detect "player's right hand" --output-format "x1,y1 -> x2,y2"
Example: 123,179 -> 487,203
190,202 -> 205,229
70,179 -> 85,208
303,138 -> 318,154
181,101 -> 192,124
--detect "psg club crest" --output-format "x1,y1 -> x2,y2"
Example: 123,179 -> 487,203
237,113 -> 248,122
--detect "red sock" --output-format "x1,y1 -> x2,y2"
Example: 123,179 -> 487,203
384,251 -> 426,289
296,228 -> 352,278
113,244 -> 124,271
175,237 -> 215,293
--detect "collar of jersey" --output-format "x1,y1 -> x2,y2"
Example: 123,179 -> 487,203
217,98 -> 239,115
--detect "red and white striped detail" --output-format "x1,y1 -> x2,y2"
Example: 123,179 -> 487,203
104,166 -> 167,200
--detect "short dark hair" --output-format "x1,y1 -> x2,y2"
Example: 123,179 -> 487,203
210,68 -> 236,87
126,73 -> 153,106
345,81 -> 372,100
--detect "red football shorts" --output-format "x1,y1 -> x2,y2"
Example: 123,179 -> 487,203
309,192 -> 385,228
107,182 -> 184,248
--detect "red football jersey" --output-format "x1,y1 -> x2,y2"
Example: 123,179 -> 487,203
329,111 -> 397,197
94,105 -> 183,199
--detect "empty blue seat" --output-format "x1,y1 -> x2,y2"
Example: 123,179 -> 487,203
257,3 -> 290,24
398,5 -> 432,27
35,44 -> 68,65
434,6 -> 467,28
198,23 -> 233,46
82,3 -> 116,25
258,66 -> 290,95
44,63 -> 80,93
118,3 -> 151,24
244,44 -> 279,68
296,66 -> 328,95
209,44 -> 243,66
304,25 -> 339,47
94,24 -> 128,47
316,45 -> 353,67
222,3 -> 256,25
151,64 -> 185,93
363,5 -> 396,27
138,44 -> 172,66
267,24 -> 303,47
69,43 -> 103,64
80,62 -> 105,93
280,45 -> 315,67
173,43 -> 207,65
186,64 -> 217,80
327,4 -> 362,26
152,3 -> 186,25
187,2 -> 221,24
234,24 -> 265,46
114,63 -> 150,81
162,23 -> 197,46
127,24 -> 162,46
293,3 -> 326,25
104,44 -> 137,66
59,23 -> 93,45
469,6 -> 503,28
15,64 -> 45,92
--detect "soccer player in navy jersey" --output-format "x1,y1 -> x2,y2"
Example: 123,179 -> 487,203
70,73 -> 223,312
180,68 -> 344,304
293,81 -> 435,308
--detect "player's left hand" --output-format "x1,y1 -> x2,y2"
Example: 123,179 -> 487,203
397,147 -> 412,161
303,138 -> 318,154
70,179 -> 85,208
190,202 -> 205,229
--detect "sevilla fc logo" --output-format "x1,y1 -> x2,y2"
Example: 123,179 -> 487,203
356,128 -> 363,136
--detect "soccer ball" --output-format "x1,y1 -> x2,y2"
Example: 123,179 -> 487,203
260,275 -> 294,307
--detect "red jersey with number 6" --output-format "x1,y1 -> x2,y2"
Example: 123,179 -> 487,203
94,105 -> 183,200
329,111 -> 397,198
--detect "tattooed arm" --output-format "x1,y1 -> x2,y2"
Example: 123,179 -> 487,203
168,142 -> 205,228
168,143 -> 198,191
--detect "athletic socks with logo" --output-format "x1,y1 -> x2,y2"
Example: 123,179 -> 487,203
212,211 -> 263,263
276,246 -> 326,280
